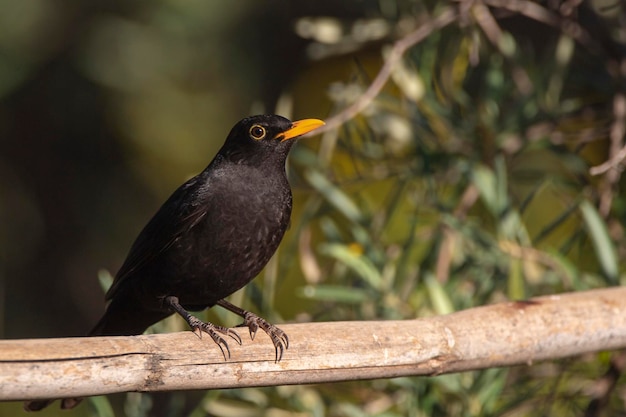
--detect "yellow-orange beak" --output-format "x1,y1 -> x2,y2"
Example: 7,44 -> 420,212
276,118 -> 325,141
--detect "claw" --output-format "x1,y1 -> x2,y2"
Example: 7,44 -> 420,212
215,299 -> 290,362
189,320 -> 233,360
227,328 -> 243,345
188,318 -> 242,360
192,327 -> 203,339
241,311 -> 289,362
275,343 -> 283,362
248,322 -> 259,341
165,296 -> 242,360
215,337 -> 231,360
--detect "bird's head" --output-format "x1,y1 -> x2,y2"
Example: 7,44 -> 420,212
219,115 -> 325,165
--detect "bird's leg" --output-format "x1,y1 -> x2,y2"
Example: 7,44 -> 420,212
216,299 -> 289,362
165,296 -> 242,360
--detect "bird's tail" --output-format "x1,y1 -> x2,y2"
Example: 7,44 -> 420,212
24,296 -> 171,412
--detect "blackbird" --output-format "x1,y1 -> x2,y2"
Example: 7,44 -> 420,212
25,115 -> 325,412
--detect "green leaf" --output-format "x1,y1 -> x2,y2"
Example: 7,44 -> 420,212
424,274 -> 454,315
298,285 -> 369,304
579,200 -> 618,283
472,157 -> 511,221
304,169 -> 362,223
318,243 -> 383,289
507,258 -> 526,300
472,164 -> 498,216
88,396 -> 115,417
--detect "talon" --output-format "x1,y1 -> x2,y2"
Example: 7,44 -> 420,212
248,321 -> 259,341
192,327 -> 203,339
275,344 -> 283,363
200,324 -> 232,360
165,296 -> 238,360
218,339 -> 231,360
241,313 -> 288,361
228,329 -> 243,345
216,299 -> 290,361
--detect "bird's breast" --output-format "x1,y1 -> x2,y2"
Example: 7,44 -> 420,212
171,169 -> 292,302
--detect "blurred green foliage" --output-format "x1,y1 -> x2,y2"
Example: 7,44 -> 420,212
1,0 -> 626,416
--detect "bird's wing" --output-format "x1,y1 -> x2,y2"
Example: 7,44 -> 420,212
104,177 -> 209,300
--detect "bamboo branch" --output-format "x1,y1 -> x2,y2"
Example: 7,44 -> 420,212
2,287 -> 626,403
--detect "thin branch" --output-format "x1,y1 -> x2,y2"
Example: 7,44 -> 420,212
2,287 -> 626,404
588,93 -> 626,229
312,0 -> 601,138
483,0 -> 600,52
498,240 -> 573,285
436,184 -> 480,283
590,93 -> 626,182
313,7 -> 458,135
471,1 -> 534,94
310,0 -> 607,139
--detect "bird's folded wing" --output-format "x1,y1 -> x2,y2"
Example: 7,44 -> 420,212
104,178 -> 209,300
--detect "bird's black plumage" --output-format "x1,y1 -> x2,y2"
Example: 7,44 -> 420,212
25,114 -> 325,412
92,115 -> 302,336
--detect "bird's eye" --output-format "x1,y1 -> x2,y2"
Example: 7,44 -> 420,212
249,125 -> 266,140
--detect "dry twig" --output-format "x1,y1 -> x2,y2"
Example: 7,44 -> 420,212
314,8 -> 458,135
590,94 -> 626,217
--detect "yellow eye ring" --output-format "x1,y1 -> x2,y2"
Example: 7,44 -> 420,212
249,125 -> 266,140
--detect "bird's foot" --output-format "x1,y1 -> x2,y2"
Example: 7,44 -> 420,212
238,311 -> 289,362
61,398 -> 83,410
186,315 -> 242,360
24,399 -> 55,412
23,397 -> 82,412
216,299 -> 289,362
165,296 -> 242,360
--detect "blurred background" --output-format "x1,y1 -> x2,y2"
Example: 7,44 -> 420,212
1,0 -> 626,416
